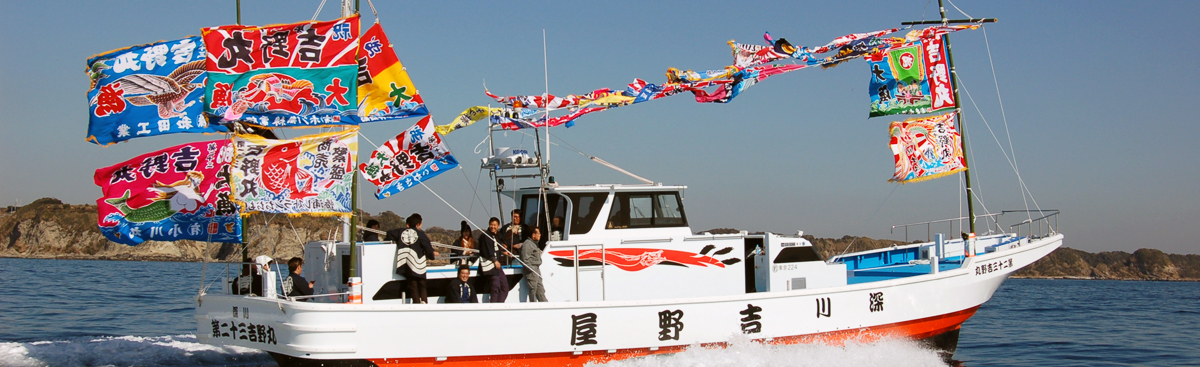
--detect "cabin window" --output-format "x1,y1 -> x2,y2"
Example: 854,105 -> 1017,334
606,192 -> 688,229
773,246 -> 823,263
520,194 -> 571,239
566,193 -> 606,235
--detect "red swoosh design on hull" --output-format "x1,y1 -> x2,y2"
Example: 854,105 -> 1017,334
547,248 -> 724,271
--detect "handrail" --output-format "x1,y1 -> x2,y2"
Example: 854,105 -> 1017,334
1008,210 -> 1060,239
889,209 -> 1060,242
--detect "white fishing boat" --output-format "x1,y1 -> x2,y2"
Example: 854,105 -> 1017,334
188,4 -> 1064,367
77,0 -> 1061,365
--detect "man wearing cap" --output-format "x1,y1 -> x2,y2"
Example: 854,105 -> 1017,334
237,255 -> 273,296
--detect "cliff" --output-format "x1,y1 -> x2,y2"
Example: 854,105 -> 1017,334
2,199 -> 1196,281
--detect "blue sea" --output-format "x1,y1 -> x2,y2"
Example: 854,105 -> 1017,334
0,258 -> 1196,366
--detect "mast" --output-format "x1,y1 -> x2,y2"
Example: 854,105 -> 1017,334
901,1 -> 995,237
345,0 -> 360,279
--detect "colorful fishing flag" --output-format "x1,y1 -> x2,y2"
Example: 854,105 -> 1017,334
359,116 -> 459,199
231,129 -> 359,215
867,36 -> 955,117
202,15 -> 361,127
356,23 -> 428,123
86,37 -> 224,146
94,140 -> 241,245
888,112 -> 966,183
435,106 -> 493,135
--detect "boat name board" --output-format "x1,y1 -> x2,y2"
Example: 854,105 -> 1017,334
975,258 -> 1014,276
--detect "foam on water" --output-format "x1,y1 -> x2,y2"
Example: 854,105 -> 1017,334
0,335 -> 272,367
591,335 -> 948,367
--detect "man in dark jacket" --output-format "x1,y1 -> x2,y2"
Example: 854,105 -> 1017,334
499,210 -> 529,265
444,266 -> 478,303
284,257 -> 314,301
386,213 -> 438,304
361,219 -> 381,241
476,217 -> 509,303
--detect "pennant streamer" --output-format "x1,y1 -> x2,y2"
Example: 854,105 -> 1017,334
202,15 -> 361,127
359,116 -> 459,199
86,37 -> 223,146
232,129 -> 359,215
867,36 -> 955,117
357,23 -> 429,123
888,112 -> 966,183
93,140 -> 241,245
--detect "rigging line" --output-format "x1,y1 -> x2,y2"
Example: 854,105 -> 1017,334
957,78 -> 1046,223
312,0 -> 329,21
365,0 -> 379,23
982,26 -> 1045,223
834,184 -> 902,262
284,215 -> 307,254
358,131 -> 380,150
416,180 -> 543,279
944,0 -> 975,20
457,165 -> 490,218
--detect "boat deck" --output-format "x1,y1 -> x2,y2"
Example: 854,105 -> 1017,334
847,259 -> 965,284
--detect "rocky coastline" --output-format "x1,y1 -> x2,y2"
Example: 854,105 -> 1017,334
4,198 -> 1197,281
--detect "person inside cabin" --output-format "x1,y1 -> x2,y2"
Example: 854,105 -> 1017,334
476,217 -> 510,303
386,213 -> 438,304
499,209 -> 530,265
450,221 -> 477,266
284,257 -> 315,301
444,266 -> 478,303
550,216 -> 564,242
361,219 -> 381,242
515,227 -> 548,302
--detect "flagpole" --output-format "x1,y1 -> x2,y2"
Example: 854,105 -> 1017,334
343,0 -> 360,279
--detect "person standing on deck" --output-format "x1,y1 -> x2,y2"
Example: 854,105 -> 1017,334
515,227 -> 547,302
283,257 -> 314,301
477,217 -> 509,303
386,214 -> 438,304
450,221 -> 476,266
499,210 -> 529,265
361,219 -> 381,242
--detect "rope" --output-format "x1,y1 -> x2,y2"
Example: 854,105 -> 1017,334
944,0 -> 975,19
311,0 -> 328,21
365,0 -> 380,23
957,75 -> 1048,227
417,180 -> 543,278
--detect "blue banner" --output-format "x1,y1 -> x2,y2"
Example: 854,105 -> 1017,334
86,37 -> 226,145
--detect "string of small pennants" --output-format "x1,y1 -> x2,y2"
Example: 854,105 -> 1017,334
84,13 -> 978,245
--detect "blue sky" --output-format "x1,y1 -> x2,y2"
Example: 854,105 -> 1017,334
1,1 -> 1197,254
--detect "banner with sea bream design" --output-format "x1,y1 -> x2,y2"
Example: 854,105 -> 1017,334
359,116 -> 458,199
232,129 -> 358,215
888,112 -> 966,183
94,140 -> 241,245
866,36 -> 955,117
202,15 -> 360,127
86,37 -> 224,146
356,23 -> 428,123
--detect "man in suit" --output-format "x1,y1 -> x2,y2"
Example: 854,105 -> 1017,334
499,209 -> 530,265
444,266 -> 478,303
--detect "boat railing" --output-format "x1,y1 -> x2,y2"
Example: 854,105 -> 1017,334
1006,210 -> 1060,239
890,210 -> 1060,242
213,261 -> 353,302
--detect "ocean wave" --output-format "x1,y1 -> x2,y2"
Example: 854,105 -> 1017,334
0,334 -> 273,367
590,334 -> 948,367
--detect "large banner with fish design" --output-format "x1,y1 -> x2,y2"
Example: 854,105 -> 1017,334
203,16 -> 360,127
888,112 -> 966,183
86,36 -> 224,146
867,36 -> 955,117
94,139 -> 241,245
357,23 -> 428,123
359,116 -> 458,199
232,129 -> 359,215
